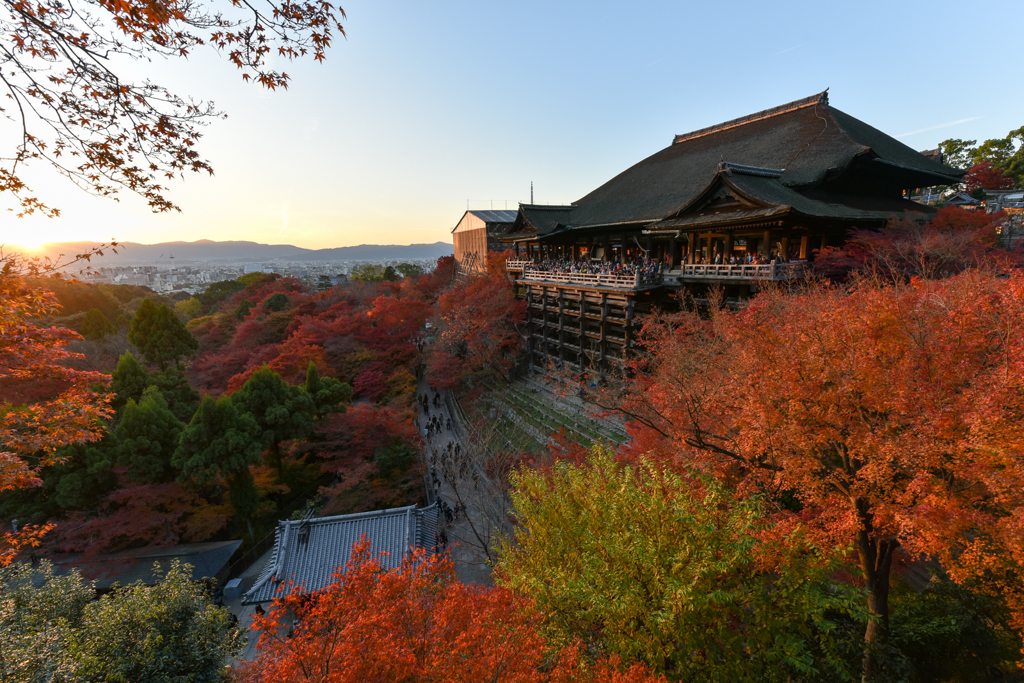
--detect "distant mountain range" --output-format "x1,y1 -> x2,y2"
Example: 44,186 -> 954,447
37,239 -> 454,265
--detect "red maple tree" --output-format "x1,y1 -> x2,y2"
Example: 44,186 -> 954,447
602,271 -> 1024,672
234,539 -> 663,683
964,161 -> 1016,193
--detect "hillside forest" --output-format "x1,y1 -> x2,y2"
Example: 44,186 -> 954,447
5,208 -> 1024,682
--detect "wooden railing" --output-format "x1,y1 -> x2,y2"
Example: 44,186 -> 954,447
505,259 -> 532,271
516,267 -> 662,290
678,261 -> 804,280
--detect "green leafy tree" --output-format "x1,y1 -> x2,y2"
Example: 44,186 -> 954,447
197,279 -> 247,312
174,297 -> 202,321
111,351 -> 151,411
234,299 -> 254,320
174,395 -> 263,530
74,560 -> 240,682
0,560 -> 92,682
499,447 -> 864,682
81,307 -> 115,339
940,128 -> 1024,187
304,362 -> 351,419
262,292 -> 290,312
350,264 -> 387,282
396,263 -> 424,279
128,298 -> 200,370
51,440 -> 118,512
373,441 -> 416,478
230,366 -> 314,479
115,387 -> 185,485
0,559 -> 241,683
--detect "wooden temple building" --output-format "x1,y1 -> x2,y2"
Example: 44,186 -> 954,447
497,91 -> 964,371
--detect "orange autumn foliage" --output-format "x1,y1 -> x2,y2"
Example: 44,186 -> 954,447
604,271 -> 1024,659
0,267 -> 114,563
235,539 -> 664,683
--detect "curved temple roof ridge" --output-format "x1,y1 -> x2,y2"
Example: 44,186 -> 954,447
719,161 -> 785,178
673,91 -> 829,145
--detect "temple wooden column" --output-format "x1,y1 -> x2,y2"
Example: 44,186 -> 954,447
762,230 -> 772,257
579,291 -> 587,355
558,290 -> 566,363
668,235 -> 677,268
724,233 -> 734,259
688,233 -> 697,263
645,235 -> 653,257
799,235 -> 808,259
604,234 -> 612,261
600,294 -> 609,365
780,235 -> 790,260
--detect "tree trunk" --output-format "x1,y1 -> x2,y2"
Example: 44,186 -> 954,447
852,497 -> 898,682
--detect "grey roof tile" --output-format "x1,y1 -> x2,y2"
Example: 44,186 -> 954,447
242,503 -> 441,604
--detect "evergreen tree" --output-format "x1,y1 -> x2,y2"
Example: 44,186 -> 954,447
111,351 -> 150,411
128,298 -> 199,369
230,366 -> 314,478
149,365 -> 201,423
81,307 -> 115,339
304,361 -> 352,418
115,386 -> 185,484
174,395 -> 263,526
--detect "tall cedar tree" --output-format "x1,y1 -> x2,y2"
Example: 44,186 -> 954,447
229,366 -> 314,481
0,0 -> 345,216
128,298 -> 199,369
173,395 -> 263,528
114,386 -> 185,485
600,271 -> 1024,678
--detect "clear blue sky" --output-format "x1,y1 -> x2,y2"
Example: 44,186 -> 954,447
2,0 -> 1022,250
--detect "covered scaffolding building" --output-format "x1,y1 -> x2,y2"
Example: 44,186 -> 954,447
501,91 -> 964,371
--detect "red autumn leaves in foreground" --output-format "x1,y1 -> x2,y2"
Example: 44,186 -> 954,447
235,539 -> 663,683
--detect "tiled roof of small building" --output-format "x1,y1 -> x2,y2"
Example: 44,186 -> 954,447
466,209 -> 518,224
242,504 -> 441,604
54,540 -> 242,591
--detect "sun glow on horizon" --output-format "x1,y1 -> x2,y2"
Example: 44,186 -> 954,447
8,238 -> 49,253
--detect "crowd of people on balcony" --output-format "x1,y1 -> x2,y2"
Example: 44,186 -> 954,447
520,256 -> 664,279
691,250 -> 778,266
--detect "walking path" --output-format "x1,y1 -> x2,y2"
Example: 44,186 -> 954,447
415,377 -> 494,585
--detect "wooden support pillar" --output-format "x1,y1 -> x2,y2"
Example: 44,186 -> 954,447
780,235 -> 790,261
820,234 -> 828,250
600,294 -> 609,365
604,234 -> 612,262
724,233 -> 734,260
558,291 -> 566,363
762,230 -> 772,257
688,233 -> 697,264
799,235 -> 808,259
525,287 -> 535,365
645,235 -> 653,257
624,299 -> 635,352
668,235 -> 677,268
